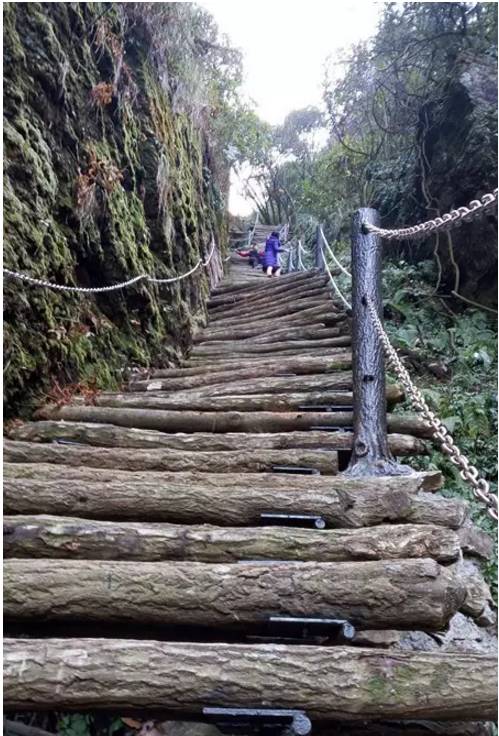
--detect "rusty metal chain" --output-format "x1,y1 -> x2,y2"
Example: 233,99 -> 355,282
364,189 -> 498,241
365,296 -> 498,521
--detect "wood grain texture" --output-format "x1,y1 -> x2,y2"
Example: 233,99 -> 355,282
4,638 -> 496,718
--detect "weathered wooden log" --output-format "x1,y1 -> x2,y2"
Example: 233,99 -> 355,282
150,353 -> 353,381
34,405 -> 434,436
3,441 -> 339,475
206,276 -> 329,312
5,466 -> 468,530
191,336 -> 351,356
90,386 -> 402,413
195,325 -> 342,346
194,318 -> 346,343
139,371 -> 353,397
3,516 -> 461,563
5,638 -> 496,718
211,268 -> 322,296
207,289 -> 333,323
208,281 -> 331,317
6,422 -> 428,456
134,358 -> 353,390
208,302 -> 346,330
4,557 -> 464,629
208,298 -> 334,326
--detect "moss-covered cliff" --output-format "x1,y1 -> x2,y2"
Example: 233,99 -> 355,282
4,2 -> 229,417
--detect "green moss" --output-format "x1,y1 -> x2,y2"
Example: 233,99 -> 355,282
4,3 -> 228,418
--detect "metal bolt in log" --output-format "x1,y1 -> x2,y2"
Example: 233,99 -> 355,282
346,208 -> 412,477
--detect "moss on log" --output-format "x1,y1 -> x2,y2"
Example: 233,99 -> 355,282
4,639 -> 496,718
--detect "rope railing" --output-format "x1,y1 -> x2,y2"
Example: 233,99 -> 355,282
4,239 -> 219,293
363,189 -> 498,241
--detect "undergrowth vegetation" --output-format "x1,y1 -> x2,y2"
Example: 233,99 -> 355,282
382,260 -> 498,596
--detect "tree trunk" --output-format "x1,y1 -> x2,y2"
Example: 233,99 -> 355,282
4,557 -> 464,630
5,466 -> 468,530
4,515 -> 461,563
3,440 -> 339,475
34,405 -> 434,437
4,638 -> 496,718
5,422 -> 428,456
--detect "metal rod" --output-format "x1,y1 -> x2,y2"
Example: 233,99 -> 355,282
345,208 -> 410,477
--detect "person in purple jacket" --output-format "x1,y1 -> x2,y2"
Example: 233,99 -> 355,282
263,231 -> 284,277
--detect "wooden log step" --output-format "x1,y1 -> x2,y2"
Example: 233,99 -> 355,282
207,303 -> 346,330
5,467 -> 469,530
91,384 -> 402,412
151,352 -> 353,381
34,405 -> 434,437
6,422 -> 428,456
207,299 -> 336,326
207,287 -> 333,321
211,268 -> 323,297
191,336 -> 352,357
3,440 -> 340,475
133,372 -> 354,397
5,638 -> 496,718
133,356 -> 353,390
194,325 -> 343,345
4,516 -> 461,563
207,278 -> 331,315
207,283 -> 332,315
194,317 -> 347,344
3,557 -> 464,630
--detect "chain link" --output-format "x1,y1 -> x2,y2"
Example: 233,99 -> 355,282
364,189 -> 498,241
4,239 -> 217,293
365,296 -> 498,521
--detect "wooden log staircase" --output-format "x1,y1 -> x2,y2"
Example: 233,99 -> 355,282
3,249 -> 497,734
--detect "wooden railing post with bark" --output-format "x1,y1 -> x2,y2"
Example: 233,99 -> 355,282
345,208 -> 411,477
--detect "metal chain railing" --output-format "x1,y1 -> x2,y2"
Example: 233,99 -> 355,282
4,238 -> 218,293
363,189 -> 498,241
365,295 -> 498,521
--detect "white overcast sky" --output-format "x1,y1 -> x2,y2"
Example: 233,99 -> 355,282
199,1 -> 382,215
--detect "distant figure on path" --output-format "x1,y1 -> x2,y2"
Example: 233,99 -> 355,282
236,247 -> 264,268
263,231 -> 285,277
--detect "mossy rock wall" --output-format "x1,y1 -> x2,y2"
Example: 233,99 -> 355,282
4,3 -> 228,417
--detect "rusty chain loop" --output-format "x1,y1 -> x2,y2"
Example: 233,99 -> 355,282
364,189 -> 498,241
4,239 -> 217,293
365,296 -> 498,521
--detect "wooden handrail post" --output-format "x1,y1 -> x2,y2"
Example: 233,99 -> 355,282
315,225 -> 325,271
345,208 -> 411,477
